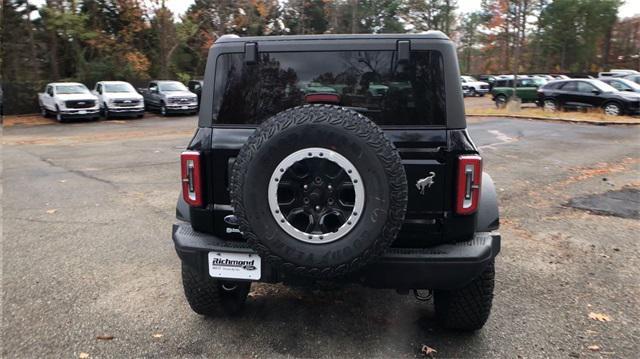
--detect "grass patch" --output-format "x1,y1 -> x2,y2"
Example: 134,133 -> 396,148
467,107 -> 640,124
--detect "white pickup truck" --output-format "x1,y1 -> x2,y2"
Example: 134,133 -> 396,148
92,81 -> 144,119
38,82 -> 100,121
460,76 -> 491,97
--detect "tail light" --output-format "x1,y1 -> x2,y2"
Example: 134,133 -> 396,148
456,155 -> 482,215
181,151 -> 202,207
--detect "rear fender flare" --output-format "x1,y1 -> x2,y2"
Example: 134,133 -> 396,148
477,172 -> 499,231
176,191 -> 190,222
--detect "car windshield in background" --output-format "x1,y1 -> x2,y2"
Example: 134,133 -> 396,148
159,82 -> 188,92
213,50 -> 446,126
104,83 -> 134,93
461,76 -> 477,82
56,85 -> 88,94
593,81 -> 619,93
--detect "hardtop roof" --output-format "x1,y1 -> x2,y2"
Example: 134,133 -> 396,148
215,32 -> 450,45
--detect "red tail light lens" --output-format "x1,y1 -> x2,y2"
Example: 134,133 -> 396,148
181,151 -> 202,207
456,155 -> 482,215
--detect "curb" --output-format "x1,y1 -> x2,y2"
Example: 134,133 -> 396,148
466,113 -> 640,126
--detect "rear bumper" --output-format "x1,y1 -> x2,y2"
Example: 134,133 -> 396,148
172,223 -> 501,290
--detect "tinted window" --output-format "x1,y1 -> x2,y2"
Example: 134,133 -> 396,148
577,82 -> 596,93
559,81 -> 577,91
543,81 -> 564,90
496,80 -> 513,87
213,51 -> 446,126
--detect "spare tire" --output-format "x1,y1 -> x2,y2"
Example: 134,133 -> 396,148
231,105 -> 407,278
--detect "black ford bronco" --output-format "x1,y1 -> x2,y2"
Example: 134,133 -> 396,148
173,32 -> 501,330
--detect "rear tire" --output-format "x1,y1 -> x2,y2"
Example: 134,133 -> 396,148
160,103 -> 168,116
181,263 -> 251,317
543,99 -> 557,112
434,261 -> 495,331
470,88 -> 478,97
495,95 -> 507,108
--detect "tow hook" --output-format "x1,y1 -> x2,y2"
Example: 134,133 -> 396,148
413,289 -> 433,301
221,283 -> 238,291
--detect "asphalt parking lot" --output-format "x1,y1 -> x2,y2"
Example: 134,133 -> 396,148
2,114 -> 639,358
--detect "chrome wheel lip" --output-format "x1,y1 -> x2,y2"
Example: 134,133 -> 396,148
268,147 -> 365,244
604,104 -> 620,116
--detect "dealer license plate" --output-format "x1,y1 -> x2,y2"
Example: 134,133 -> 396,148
208,252 -> 261,280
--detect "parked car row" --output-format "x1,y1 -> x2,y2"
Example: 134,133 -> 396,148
37,80 -> 201,122
462,73 -> 569,97
537,79 -> 640,116
597,69 -> 640,84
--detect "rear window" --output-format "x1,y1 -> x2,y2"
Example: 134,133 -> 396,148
212,50 -> 446,126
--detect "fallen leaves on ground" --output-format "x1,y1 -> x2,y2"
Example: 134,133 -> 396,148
152,333 -> 163,338
46,209 -> 57,214
79,353 -> 90,359
588,345 -> 601,352
421,344 -> 437,357
96,335 -> 114,340
588,312 -> 611,322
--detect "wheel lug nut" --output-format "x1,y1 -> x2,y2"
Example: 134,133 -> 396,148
303,184 -> 308,190
303,197 -> 310,204
315,205 -> 320,211
327,184 -> 332,190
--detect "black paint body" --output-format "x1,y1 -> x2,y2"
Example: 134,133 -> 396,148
174,33 -> 501,290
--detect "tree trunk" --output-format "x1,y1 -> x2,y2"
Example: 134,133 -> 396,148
351,0 -> 357,34
46,0 -> 61,80
25,0 -> 40,81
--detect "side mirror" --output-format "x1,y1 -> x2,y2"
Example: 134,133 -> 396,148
591,90 -> 601,95
49,92 -> 54,97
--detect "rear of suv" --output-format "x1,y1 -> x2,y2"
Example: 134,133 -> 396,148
172,33 -> 501,331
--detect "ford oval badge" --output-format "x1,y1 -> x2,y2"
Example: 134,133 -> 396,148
224,214 -> 239,226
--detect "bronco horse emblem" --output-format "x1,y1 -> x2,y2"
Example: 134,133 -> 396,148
416,172 -> 436,195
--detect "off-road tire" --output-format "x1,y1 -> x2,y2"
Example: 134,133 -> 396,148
495,95 -> 507,108
181,263 -> 250,316
434,261 -> 495,331
231,104 -> 407,279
